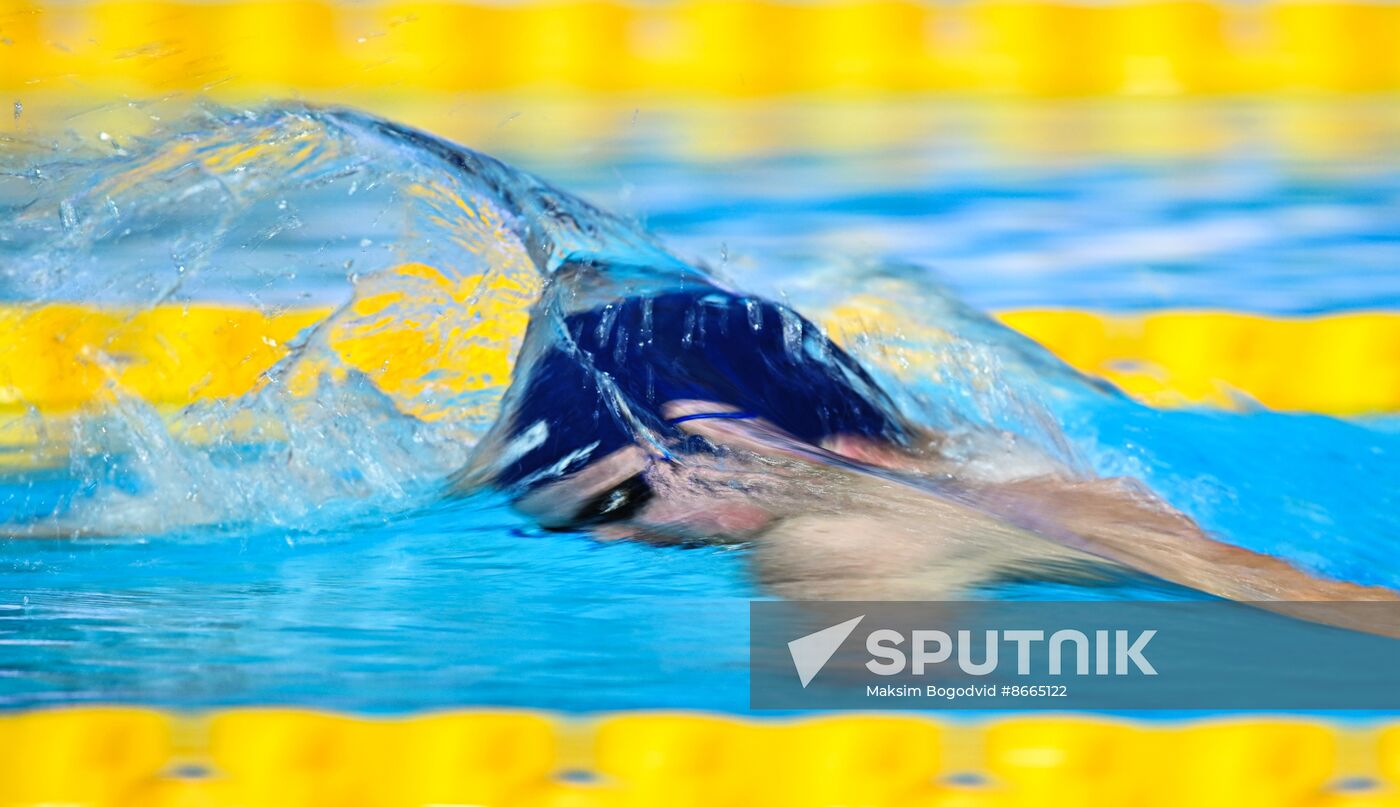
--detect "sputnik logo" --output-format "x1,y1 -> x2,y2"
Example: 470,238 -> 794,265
787,615 -> 864,688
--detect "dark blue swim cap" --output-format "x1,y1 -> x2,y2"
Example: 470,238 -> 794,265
489,287 -> 906,492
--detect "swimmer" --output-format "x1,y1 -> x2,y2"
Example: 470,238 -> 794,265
456,256 -> 1399,624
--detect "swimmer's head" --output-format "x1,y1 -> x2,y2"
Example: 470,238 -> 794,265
459,284 -> 909,534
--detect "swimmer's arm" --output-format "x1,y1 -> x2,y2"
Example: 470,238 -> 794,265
754,472 -> 1400,638
747,483 -> 1127,601
963,475 -> 1400,638
985,475 -> 1399,603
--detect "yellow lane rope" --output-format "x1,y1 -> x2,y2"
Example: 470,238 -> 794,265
2,1 -> 1399,96
997,309 -> 1400,415
0,295 -> 1395,428
0,707 -> 1396,806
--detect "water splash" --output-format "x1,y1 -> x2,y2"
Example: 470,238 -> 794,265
0,103 -> 1091,538
0,104 -> 554,534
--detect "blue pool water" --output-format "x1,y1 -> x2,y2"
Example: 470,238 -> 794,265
0,99 -> 1396,712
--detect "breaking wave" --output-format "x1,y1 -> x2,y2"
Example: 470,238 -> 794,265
0,103 -> 1103,538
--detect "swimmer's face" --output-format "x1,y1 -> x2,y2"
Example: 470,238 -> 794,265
512,401 -> 802,542
514,441 -> 778,542
510,399 -> 912,542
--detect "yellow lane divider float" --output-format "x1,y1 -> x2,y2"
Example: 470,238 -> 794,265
0,264 -> 534,416
2,0 -> 1399,95
998,309 -> 1400,415
0,286 -> 1395,447
2,708 -> 1400,806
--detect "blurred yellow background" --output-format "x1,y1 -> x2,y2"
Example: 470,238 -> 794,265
1,0 -> 1398,97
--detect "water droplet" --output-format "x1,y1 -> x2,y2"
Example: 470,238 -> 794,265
639,298 -> 654,345
595,304 -> 618,344
778,305 -> 803,361
612,325 -> 630,364
58,199 -> 77,230
681,309 -> 697,347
